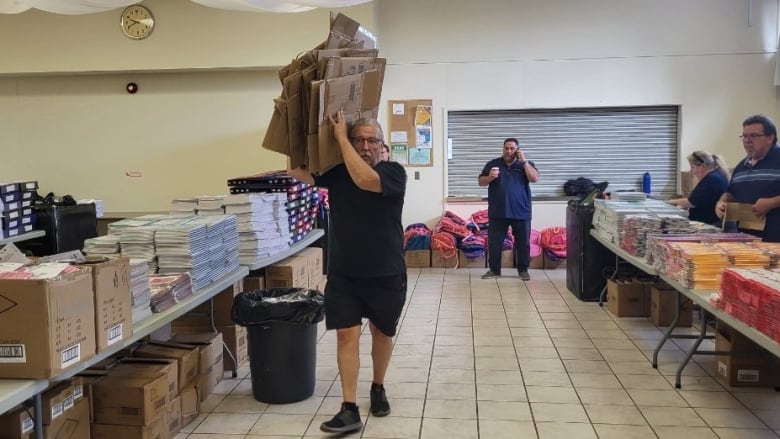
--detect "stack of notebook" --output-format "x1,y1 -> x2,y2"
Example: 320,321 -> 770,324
196,195 -> 226,216
130,258 -> 153,323
83,235 -> 121,257
171,197 -> 198,216
155,222 -> 211,291
225,193 -> 291,264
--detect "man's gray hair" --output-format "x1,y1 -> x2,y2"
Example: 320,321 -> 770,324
350,118 -> 384,141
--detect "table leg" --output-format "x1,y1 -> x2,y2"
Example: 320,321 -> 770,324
34,393 -> 43,439
675,308 -> 710,389
653,290 -> 681,368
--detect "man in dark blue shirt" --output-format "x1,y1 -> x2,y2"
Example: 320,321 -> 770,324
716,114 -> 780,242
478,138 -> 540,280
289,111 -> 407,434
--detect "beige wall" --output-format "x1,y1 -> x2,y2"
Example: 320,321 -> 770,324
1,0 -> 779,228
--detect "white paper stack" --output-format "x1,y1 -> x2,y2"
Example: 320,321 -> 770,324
154,222 -> 211,291
171,197 -> 198,215
186,215 -> 230,282
129,258 -> 152,323
83,235 -> 120,257
593,199 -> 686,244
197,195 -> 226,215
225,193 -> 292,264
223,215 -> 240,273
119,226 -> 158,272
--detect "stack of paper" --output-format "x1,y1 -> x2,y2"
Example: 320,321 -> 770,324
186,215 -> 231,282
197,195 -> 226,216
171,197 -> 198,215
223,214 -> 240,273
119,226 -> 158,273
129,258 -> 152,324
83,235 -> 121,257
225,193 -> 293,264
155,222 -> 211,291
148,273 -> 193,313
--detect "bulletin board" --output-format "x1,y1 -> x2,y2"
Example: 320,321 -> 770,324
387,99 -> 433,167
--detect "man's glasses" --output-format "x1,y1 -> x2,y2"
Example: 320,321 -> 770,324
739,133 -> 767,141
350,137 -> 382,146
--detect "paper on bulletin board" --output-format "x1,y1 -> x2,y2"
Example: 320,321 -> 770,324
408,148 -> 431,165
391,144 -> 408,165
415,105 -> 432,126
392,103 -> 405,115
390,131 -> 408,143
415,126 -> 432,148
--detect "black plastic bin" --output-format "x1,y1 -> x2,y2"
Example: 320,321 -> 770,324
232,288 -> 325,404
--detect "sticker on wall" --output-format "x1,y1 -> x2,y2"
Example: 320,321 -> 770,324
391,144 -> 408,165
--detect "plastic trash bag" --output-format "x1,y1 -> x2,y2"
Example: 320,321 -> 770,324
231,288 -> 325,326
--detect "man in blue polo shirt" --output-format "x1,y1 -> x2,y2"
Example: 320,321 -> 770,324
478,138 -> 540,280
716,114 -> 780,242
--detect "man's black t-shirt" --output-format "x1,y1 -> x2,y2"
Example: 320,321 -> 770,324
313,162 -> 407,278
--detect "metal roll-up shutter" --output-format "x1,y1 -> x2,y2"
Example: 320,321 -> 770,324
447,106 -> 679,198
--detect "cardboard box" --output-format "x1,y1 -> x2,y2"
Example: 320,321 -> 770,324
170,332 -> 224,401
243,276 -> 264,291
0,271 -> 96,379
43,398 -> 89,439
179,385 -> 200,428
607,279 -> 649,317
133,342 -> 200,391
500,250 -> 514,268
725,202 -> 766,231
715,328 -> 778,387
41,381 -> 71,425
431,250 -> 459,268
0,405 -> 34,439
111,358 -> 179,403
458,252 -> 486,269
173,280 -> 242,327
166,396 -> 181,438
297,247 -> 324,283
76,370 -> 110,423
218,325 -> 248,370
405,250 -> 431,268
265,256 -> 309,288
92,414 -> 166,439
543,252 -> 566,269
92,374 -> 169,426
650,286 -> 692,327
314,275 -> 327,293
528,254 -> 543,269
81,257 -> 133,353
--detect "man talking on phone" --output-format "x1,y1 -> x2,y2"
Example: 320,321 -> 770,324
478,138 -> 540,281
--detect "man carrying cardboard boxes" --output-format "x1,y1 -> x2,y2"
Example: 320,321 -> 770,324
288,113 -> 407,434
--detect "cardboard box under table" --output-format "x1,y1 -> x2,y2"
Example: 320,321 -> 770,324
0,270 -> 96,379
170,332 -> 224,401
607,278 -> 650,317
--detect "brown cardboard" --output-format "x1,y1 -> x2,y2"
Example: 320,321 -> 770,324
265,256 -> 309,289
92,374 -> 169,426
284,71 -> 306,168
650,287 -> 692,327
92,415 -> 166,439
243,276 -> 264,292
170,332 -> 224,402
174,280 -> 242,327
500,250 -> 514,268
218,325 -> 248,369
41,382 -> 70,425
166,396 -> 181,438
725,202 -> 766,231
715,322 -> 762,352
76,370 -> 110,422
528,254 -> 543,269
405,250 -> 431,268
315,275 -> 327,293
133,342 -> 200,391
606,279 -> 648,317
322,57 -> 386,80
0,271 -> 96,379
0,405 -> 34,439
431,250 -> 459,268
297,247 -> 324,283
326,12 -> 375,50
111,358 -> 179,403
458,253 -> 486,269
543,252 -> 566,269
261,97 -> 290,155
82,257 -> 133,352
715,329 -> 777,387
179,385 -> 200,428
43,398 -> 89,439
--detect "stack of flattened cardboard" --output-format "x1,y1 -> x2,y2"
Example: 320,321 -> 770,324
262,12 -> 385,174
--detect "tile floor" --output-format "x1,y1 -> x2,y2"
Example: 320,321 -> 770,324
178,268 -> 780,438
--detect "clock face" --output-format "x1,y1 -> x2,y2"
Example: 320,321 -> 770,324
121,5 -> 154,40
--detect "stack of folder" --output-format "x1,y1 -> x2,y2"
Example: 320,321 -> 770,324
130,258 -> 153,324
148,273 -> 192,313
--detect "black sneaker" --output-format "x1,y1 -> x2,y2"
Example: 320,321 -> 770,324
518,270 -> 531,281
370,383 -> 391,417
481,270 -> 500,279
320,403 -> 363,434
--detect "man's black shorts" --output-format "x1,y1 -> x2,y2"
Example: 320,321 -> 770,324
324,273 -> 407,337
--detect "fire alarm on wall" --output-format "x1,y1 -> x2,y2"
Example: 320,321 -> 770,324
126,82 -> 138,94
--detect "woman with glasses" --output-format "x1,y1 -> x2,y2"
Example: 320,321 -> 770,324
667,150 -> 730,226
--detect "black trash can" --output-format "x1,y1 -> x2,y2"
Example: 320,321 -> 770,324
231,288 -> 325,404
